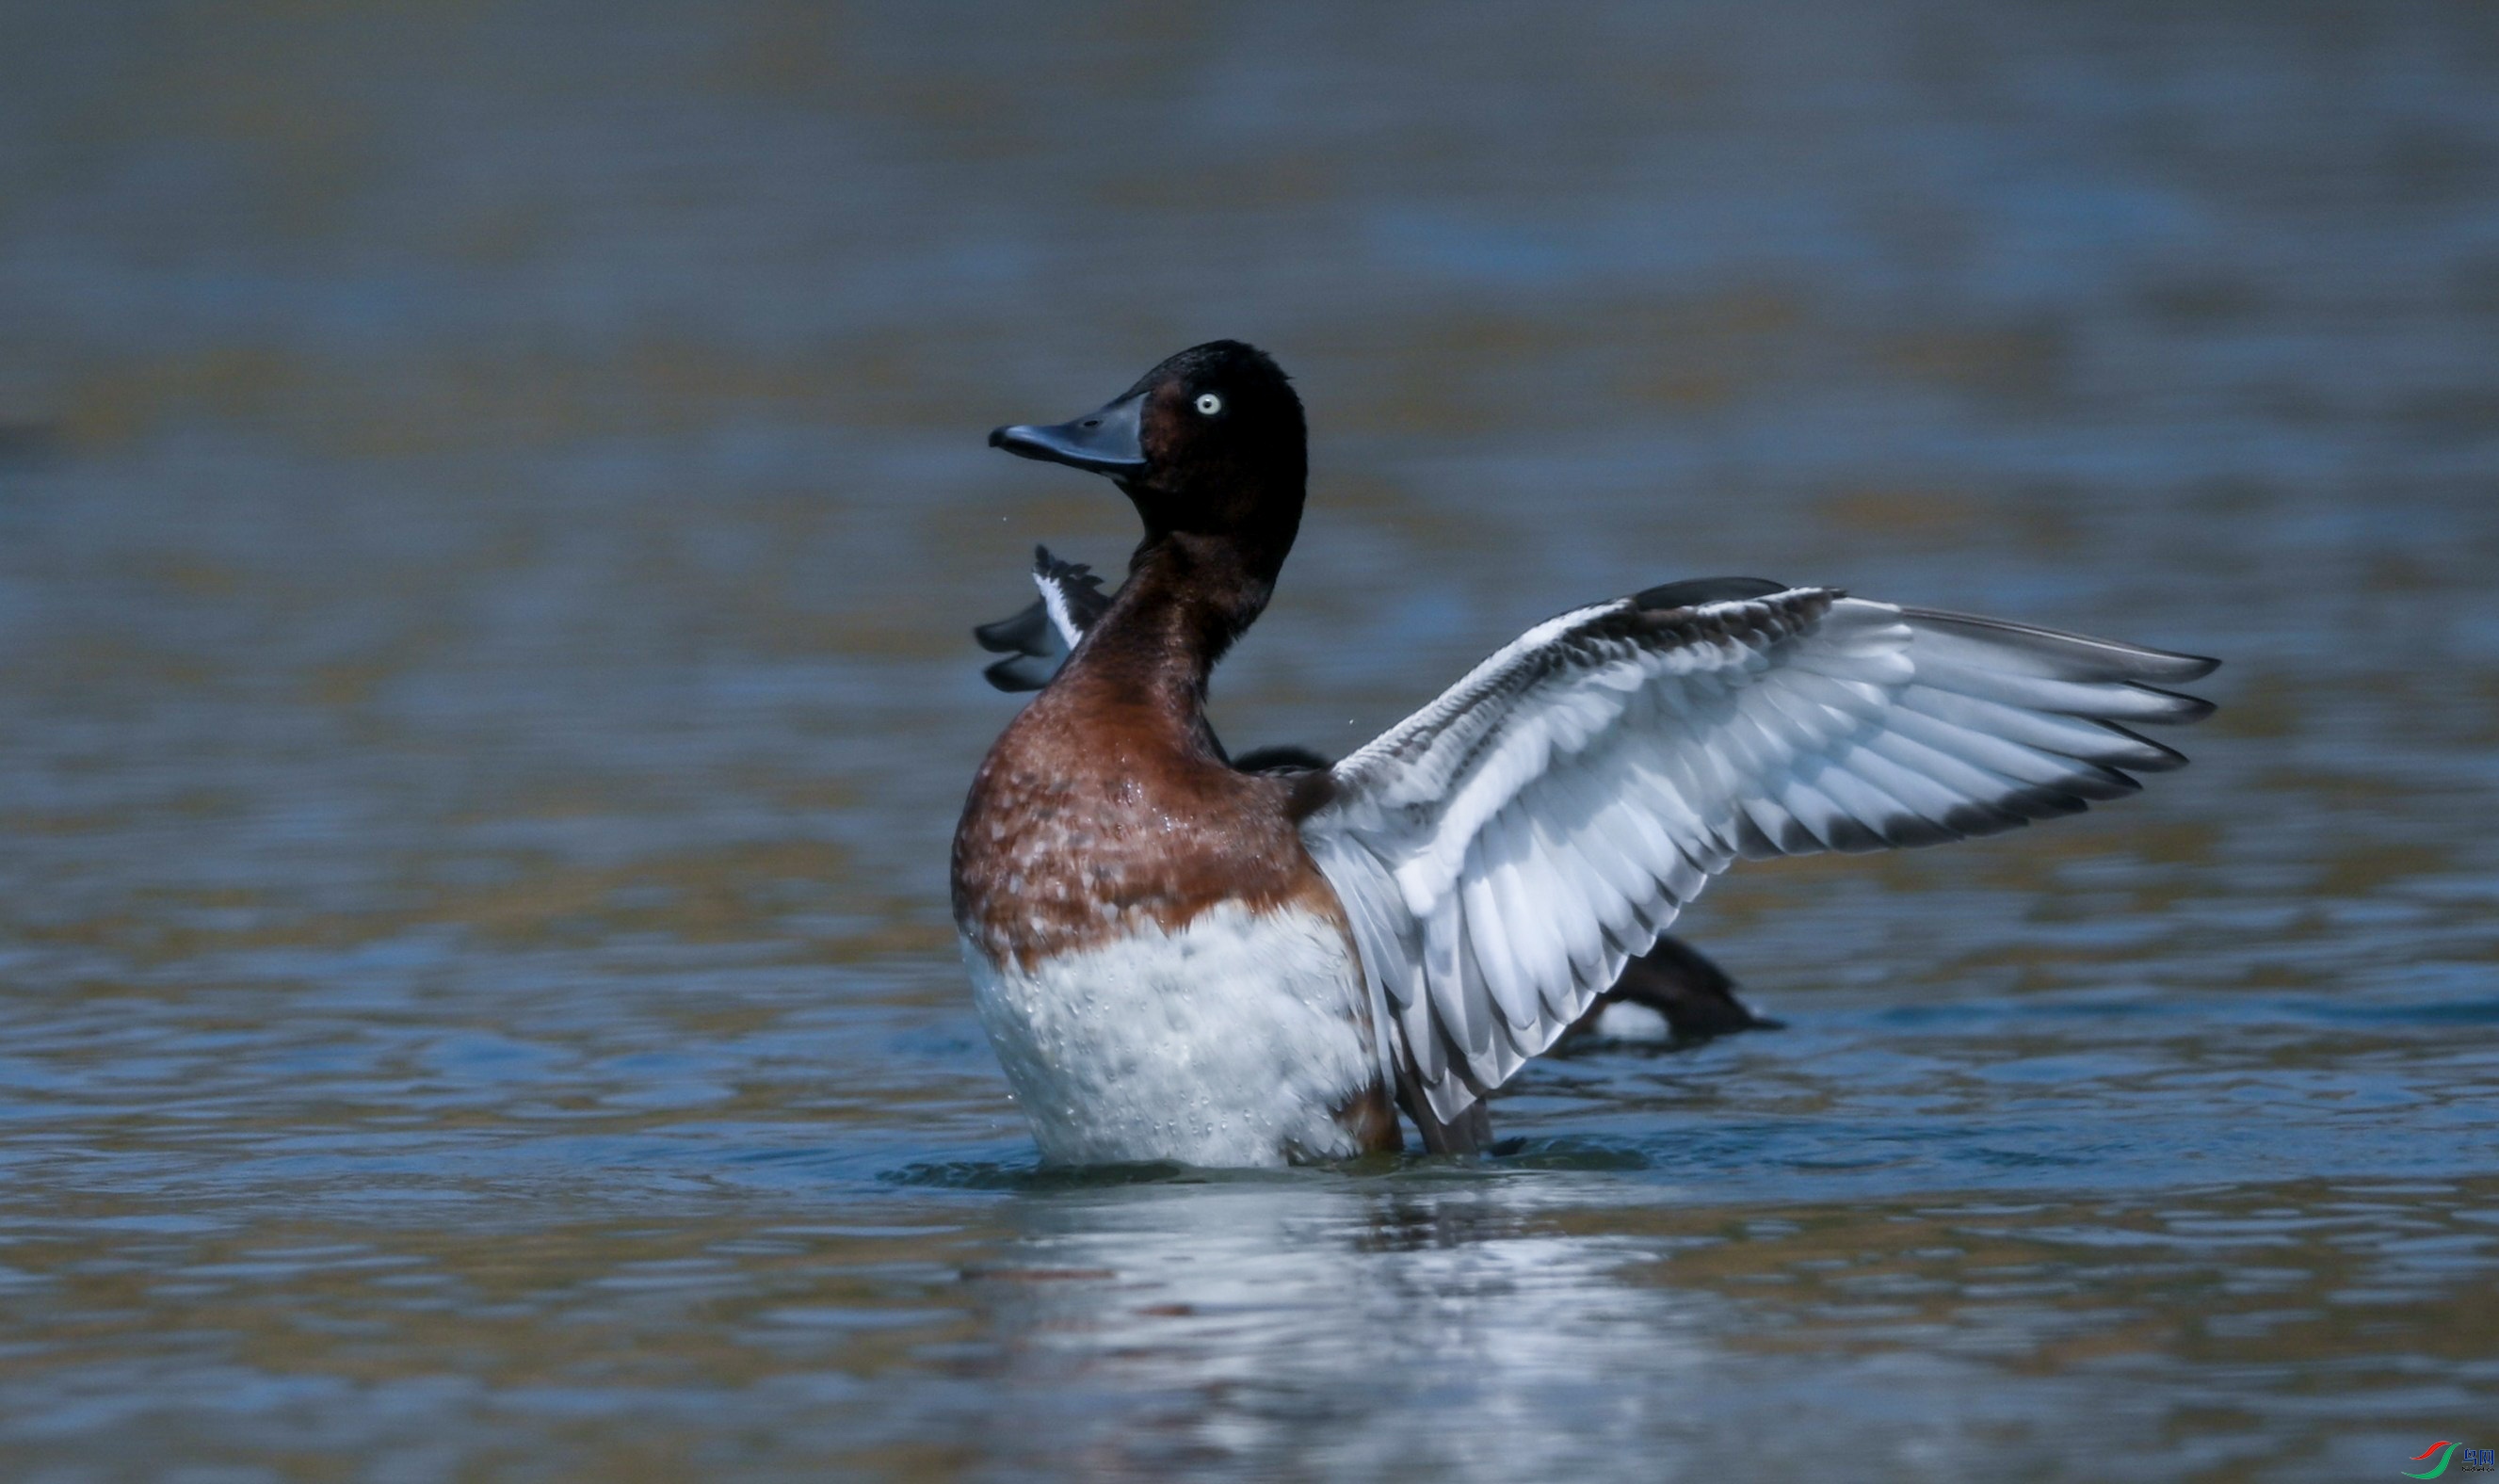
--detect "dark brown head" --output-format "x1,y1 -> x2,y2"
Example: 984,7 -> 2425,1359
989,341 -> 1308,584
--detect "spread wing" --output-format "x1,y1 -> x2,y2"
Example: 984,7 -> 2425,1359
971,546 -> 1111,692
1298,584 -> 2218,1123
971,548 -> 1332,775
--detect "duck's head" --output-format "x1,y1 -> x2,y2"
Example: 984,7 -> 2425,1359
989,341 -> 1307,582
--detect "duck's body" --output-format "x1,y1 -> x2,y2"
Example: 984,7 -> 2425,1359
960,900 -> 1384,1165
955,341 -> 2217,1168
967,545 -> 1785,1076
953,548 -> 1396,1163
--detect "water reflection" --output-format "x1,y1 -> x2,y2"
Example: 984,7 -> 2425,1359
909,1171 -> 2491,1477
1,1158 -> 2494,1476
969,1178 -> 1698,1477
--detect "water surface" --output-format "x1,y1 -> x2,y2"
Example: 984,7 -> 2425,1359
4,4 -> 2498,1478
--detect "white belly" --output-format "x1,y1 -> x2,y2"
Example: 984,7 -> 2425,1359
961,901 -> 1380,1168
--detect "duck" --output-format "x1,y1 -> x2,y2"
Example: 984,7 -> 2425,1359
971,546 -> 1782,1050
953,341 -> 2217,1167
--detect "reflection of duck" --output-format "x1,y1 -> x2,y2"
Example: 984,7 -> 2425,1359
975,547 -> 1781,1052
954,341 -> 2216,1166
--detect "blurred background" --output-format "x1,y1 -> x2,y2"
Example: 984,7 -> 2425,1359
4,3 -> 2497,1479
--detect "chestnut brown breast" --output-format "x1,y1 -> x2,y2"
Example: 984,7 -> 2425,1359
951,664 -> 1340,971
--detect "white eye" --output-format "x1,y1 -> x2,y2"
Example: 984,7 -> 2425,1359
1194,393 -> 1223,415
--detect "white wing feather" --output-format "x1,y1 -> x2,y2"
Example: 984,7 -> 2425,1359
1298,588 -> 2216,1124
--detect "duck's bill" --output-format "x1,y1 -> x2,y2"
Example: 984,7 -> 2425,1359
987,394 -> 1145,474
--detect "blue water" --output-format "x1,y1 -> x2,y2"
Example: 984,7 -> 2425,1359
4,4 -> 2498,1478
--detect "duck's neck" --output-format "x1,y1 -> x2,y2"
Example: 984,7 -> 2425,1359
1068,533 -> 1276,720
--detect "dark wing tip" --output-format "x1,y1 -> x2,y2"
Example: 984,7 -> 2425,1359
973,599 -> 1055,656
1818,814 -> 1893,853
1731,813 -> 1785,861
1873,812 -> 1962,849
982,653 -> 1058,692
2130,685 -> 2217,725
1907,607 -> 2221,685
2097,721 -> 2193,771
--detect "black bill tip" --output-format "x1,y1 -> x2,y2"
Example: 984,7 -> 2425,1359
986,394 -> 1146,475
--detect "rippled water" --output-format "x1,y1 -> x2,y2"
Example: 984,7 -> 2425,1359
5,3 -> 2499,1478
